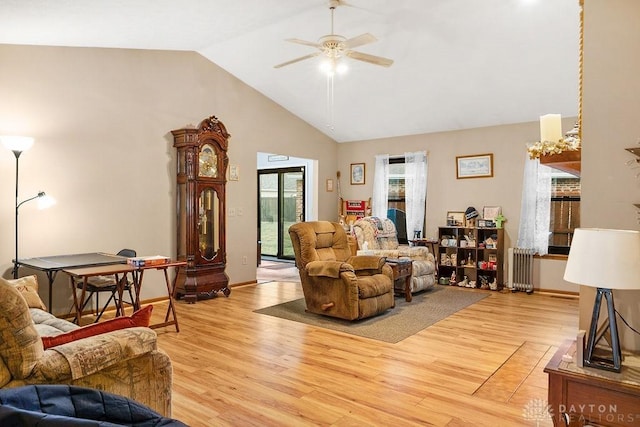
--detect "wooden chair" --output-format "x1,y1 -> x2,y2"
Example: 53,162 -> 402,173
76,248 -> 136,321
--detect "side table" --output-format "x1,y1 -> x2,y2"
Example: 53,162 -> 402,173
386,258 -> 413,302
544,339 -> 640,426
409,238 -> 439,274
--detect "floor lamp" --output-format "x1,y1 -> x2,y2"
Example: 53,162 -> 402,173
564,228 -> 640,372
1,136 -> 55,278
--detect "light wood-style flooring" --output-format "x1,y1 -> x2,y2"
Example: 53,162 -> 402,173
150,274 -> 579,426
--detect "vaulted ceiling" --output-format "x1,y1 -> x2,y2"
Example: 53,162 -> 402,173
0,0 -> 580,142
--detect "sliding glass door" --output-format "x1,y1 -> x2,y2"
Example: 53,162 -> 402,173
258,167 -> 305,260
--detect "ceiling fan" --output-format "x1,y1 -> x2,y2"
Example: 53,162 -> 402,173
274,0 -> 393,70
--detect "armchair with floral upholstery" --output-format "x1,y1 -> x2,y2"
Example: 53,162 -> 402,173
0,276 -> 173,417
289,221 -> 395,320
352,216 -> 436,295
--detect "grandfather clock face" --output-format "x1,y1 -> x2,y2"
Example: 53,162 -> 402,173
198,144 -> 218,178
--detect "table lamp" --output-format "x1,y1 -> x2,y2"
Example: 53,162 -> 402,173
564,228 -> 640,372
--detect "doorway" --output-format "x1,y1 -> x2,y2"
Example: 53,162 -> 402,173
258,167 -> 305,260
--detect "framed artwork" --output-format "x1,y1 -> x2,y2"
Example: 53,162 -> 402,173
326,178 -> 334,192
350,163 -> 365,185
446,211 -> 465,227
456,153 -> 494,179
483,206 -> 501,220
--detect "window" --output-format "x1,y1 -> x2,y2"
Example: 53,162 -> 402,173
388,157 -> 407,243
548,172 -> 580,255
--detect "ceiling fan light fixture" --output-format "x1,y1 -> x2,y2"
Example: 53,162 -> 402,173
320,58 -> 348,76
275,1 -> 393,71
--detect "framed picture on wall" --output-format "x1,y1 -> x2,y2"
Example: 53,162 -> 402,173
483,206 -> 502,220
446,211 -> 465,227
456,153 -> 493,179
350,163 -> 365,185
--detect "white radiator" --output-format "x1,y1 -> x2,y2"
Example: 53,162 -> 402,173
507,247 -> 535,294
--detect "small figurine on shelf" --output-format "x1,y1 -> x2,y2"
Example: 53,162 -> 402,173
495,213 -> 506,229
463,234 -> 476,247
459,275 -> 468,287
465,207 -> 479,227
479,275 -> 490,290
450,271 -> 457,286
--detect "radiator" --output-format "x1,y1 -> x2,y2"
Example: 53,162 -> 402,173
507,247 -> 535,294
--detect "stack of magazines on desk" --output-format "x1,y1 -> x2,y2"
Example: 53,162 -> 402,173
127,256 -> 171,267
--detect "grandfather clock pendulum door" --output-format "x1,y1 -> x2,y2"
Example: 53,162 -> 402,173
172,116 -> 230,303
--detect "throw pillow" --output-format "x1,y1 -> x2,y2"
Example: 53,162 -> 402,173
41,305 -> 153,350
0,279 -> 44,380
0,276 -> 47,311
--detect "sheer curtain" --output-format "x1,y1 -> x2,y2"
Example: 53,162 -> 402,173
517,154 -> 552,255
371,154 -> 389,218
404,151 -> 428,238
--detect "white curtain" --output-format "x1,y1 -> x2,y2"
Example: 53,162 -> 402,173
404,151 -> 428,238
371,154 -> 389,218
517,154 -> 552,255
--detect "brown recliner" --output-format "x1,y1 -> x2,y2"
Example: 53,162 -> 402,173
289,221 -> 395,321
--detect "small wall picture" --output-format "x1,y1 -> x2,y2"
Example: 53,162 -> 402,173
350,163 -> 365,185
483,206 -> 502,220
446,211 -> 465,227
456,153 -> 493,179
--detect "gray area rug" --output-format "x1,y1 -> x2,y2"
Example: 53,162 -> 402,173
254,285 -> 489,343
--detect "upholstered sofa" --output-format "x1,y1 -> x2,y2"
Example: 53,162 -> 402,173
352,216 -> 436,295
0,276 -> 173,417
289,221 -> 395,320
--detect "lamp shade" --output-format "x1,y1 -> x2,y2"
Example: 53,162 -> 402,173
564,228 -> 640,290
37,193 -> 56,210
0,135 -> 34,152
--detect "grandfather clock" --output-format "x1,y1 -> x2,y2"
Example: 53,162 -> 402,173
171,115 -> 230,302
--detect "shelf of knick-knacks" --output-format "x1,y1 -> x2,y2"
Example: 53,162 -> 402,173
437,226 -> 504,290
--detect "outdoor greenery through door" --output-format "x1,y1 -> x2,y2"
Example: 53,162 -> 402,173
258,167 -> 305,260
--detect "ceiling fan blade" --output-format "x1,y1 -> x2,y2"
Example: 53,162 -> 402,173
346,50 -> 394,67
334,0 -> 382,15
343,33 -> 377,49
274,52 -> 321,69
285,38 -> 321,48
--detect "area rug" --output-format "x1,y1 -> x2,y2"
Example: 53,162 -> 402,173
254,285 -> 489,343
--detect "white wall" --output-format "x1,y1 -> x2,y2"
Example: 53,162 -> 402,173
0,42 -> 587,317
0,45 -> 338,315
581,0 -> 640,350
336,120 -> 580,293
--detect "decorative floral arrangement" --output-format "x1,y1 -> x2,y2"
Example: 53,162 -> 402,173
527,123 -> 581,160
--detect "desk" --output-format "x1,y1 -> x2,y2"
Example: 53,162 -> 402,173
16,252 -> 128,313
63,261 -> 185,332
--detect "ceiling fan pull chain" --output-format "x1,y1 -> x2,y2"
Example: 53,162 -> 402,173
330,5 -> 335,35
326,74 -> 335,131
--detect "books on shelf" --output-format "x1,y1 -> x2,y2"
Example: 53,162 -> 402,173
127,255 -> 171,267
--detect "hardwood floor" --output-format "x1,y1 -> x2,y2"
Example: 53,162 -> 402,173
151,280 -> 578,426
